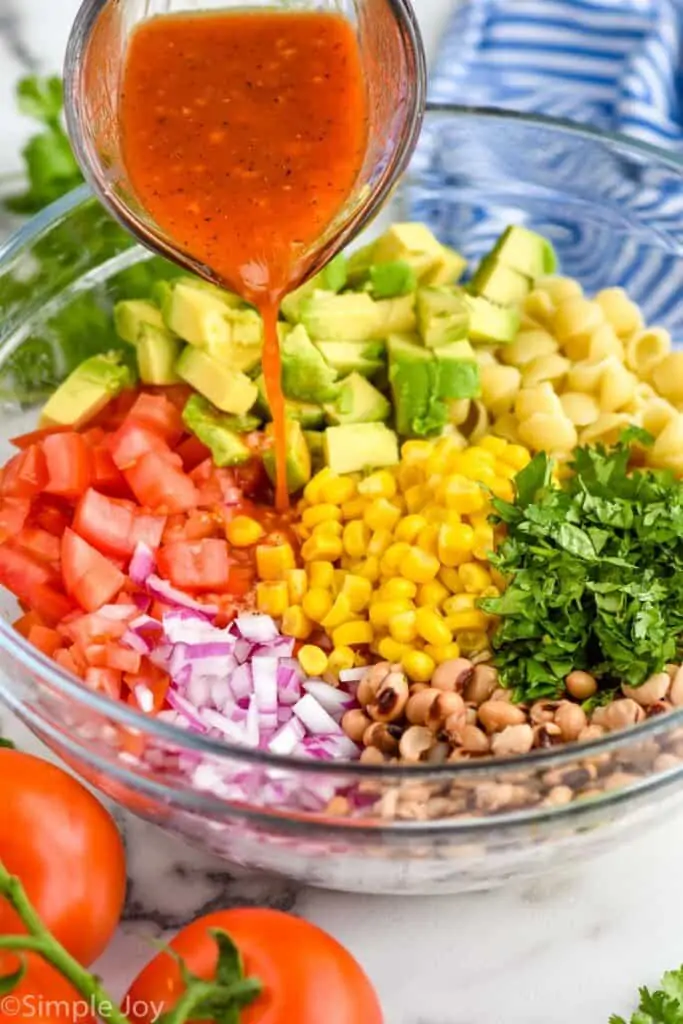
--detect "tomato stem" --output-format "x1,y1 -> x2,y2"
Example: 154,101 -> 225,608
0,859 -> 133,1024
158,977 -> 262,1024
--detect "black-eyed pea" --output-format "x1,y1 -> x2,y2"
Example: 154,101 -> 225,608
359,746 -> 386,765
399,725 -> 434,762
543,785 -> 574,807
357,661 -> 391,706
465,704 -> 478,726
565,669 -> 598,700
431,658 -> 474,693
459,724 -> 490,754
478,699 -> 527,733
491,723 -> 534,757
342,708 -> 372,744
464,664 -> 498,705
602,771 -> 640,792
647,699 -> 672,718
406,687 -> 440,725
363,722 -> 400,756
530,700 -> 560,725
578,724 -> 606,742
654,752 -> 680,772
366,671 -> 409,723
555,701 -> 587,741
475,782 -> 529,812
622,671 -> 670,706
669,666 -> 683,706
599,699 -> 645,732
427,691 -> 466,733
489,687 -> 514,704
533,722 -> 563,748
425,741 -> 450,765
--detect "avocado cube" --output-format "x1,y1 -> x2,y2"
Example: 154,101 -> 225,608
490,225 -> 558,280
434,341 -> 481,399
465,295 -> 521,345
368,260 -> 417,300
254,375 -> 325,428
372,294 -> 417,338
40,352 -> 134,429
416,286 -> 470,349
263,420 -> 312,494
314,340 -> 384,379
372,223 -> 445,281
176,346 -> 257,415
346,241 -> 377,287
303,430 -> 326,473
280,254 -> 348,323
280,323 -> 339,403
182,395 -> 252,467
470,258 -> 532,307
323,373 -> 391,426
299,292 -> 381,342
421,245 -> 468,286
114,299 -> 167,346
137,325 -> 183,385
324,423 -> 399,476
387,335 -> 480,438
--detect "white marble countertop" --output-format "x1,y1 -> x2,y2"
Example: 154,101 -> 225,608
1,3 -> 683,1022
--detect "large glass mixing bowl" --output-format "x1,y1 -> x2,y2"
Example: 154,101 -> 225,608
2,109 -> 683,896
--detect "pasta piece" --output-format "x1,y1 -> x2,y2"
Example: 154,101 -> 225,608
500,328 -> 558,368
650,414 -> 683,474
480,364 -> 522,417
625,328 -> 671,379
515,382 -> 564,421
641,397 -> 679,437
560,391 -> 601,427
595,287 -> 644,338
518,412 -> 577,454
586,323 -> 625,362
566,358 -> 608,394
521,353 -> 571,389
553,296 -> 605,345
466,401 -> 490,443
522,289 -> 555,328
473,345 -> 498,367
448,399 -> 472,427
579,413 -> 633,447
650,352 -> 683,404
537,275 -> 583,304
599,358 -> 637,413
491,413 -> 520,444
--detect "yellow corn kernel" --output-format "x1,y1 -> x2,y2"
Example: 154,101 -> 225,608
459,563 -> 492,594
402,439 -> 433,464
356,557 -> 381,583
357,470 -> 397,499
342,520 -> 371,560
400,546 -> 440,584
415,607 -> 453,646
327,646 -> 356,675
404,484 -> 430,514
491,567 -> 507,590
380,542 -> 411,576
443,593 -> 477,615
369,599 -> 413,629
419,505 -> 444,526
417,580 -> 450,608
424,642 -> 462,664
256,543 -> 295,581
255,581 -> 289,617
446,609 -> 490,633
473,523 -> 495,561
304,468 -> 333,505
281,606 -> 313,640
286,568 -> 308,606
321,594 -> 356,630
301,535 -> 344,563
457,630 -> 489,655
341,574 -> 373,613
441,476 -> 486,515
489,478 -> 515,502
397,463 -> 424,491
417,523 -> 439,556
301,504 -> 342,529
312,519 -> 343,539
332,621 -> 373,647
439,567 -> 465,594
332,569 -> 347,595
364,498 -> 402,533
493,459 -> 517,481
437,523 -> 475,568
458,458 -> 497,488
479,435 -> 508,457
320,475 -> 357,505
302,587 -> 334,623
341,497 -> 369,521
481,585 -> 501,600
402,650 -> 436,684
308,561 -> 335,589
298,644 -> 329,677
501,444 -> 531,471
354,651 -> 370,667
389,609 -> 418,644
367,528 -> 393,558
381,578 -> 418,601
226,515 -> 264,547
378,636 -> 413,662
294,525 -> 311,542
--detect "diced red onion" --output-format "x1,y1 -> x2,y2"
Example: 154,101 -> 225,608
276,666 -> 302,706
338,667 -> 368,684
277,705 -> 294,724
200,707 -> 251,743
186,676 -> 213,708
303,681 -> 356,718
243,697 -> 260,749
268,718 -> 305,755
210,679 -> 232,709
230,663 -> 253,700
129,542 -> 155,585
98,604 -> 139,621
163,610 -> 230,644
146,574 -> 218,616
121,629 -> 151,655
253,656 -> 278,730
166,689 -> 208,732
235,614 -> 279,643
292,694 -> 343,736
133,683 -> 154,713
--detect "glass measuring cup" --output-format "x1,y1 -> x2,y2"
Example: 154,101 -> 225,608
63,0 -> 426,293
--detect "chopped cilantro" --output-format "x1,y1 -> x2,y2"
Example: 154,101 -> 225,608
611,965 -> 683,1024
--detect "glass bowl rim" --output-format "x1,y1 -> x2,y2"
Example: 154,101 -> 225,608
1,103 -> 683,784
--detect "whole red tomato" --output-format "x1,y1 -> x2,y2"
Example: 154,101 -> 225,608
0,954 -> 95,1024
0,749 -> 126,966
124,908 -> 384,1024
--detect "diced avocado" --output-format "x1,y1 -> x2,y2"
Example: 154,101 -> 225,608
182,394 -> 252,467
114,299 -> 166,345
324,373 -> 391,426
263,420 -> 311,494
315,340 -> 384,379
346,242 -> 377,287
387,335 -> 480,438
160,278 -> 259,353
490,226 -> 558,280
465,295 -> 521,345
303,430 -> 325,473
372,223 -> 445,281
40,352 -> 133,429
324,423 -> 399,475
255,375 -> 325,428
299,292 -> 381,342
176,346 -> 257,415
372,294 -> 417,338
164,275 -> 243,307
280,254 -> 348,323
280,323 -> 339,403
416,287 -> 470,349
421,245 -> 468,286
470,258 -> 531,306
137,325 -> 183,385
367,261 -> 417,299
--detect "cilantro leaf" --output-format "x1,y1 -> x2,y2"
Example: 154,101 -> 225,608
611,966 -> 683,1023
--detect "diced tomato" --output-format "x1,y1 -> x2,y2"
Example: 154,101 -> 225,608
108,420 -> 175,471
124,660 -> 170,712
84,642 -> 142,674
42,432 -> 92,500
175,435 -> 211,472
0,498 -> 31,543
16,527 -> 61,565
150,383 -> 193,411
162,510 -> 220,545
29,496 -> 73,537
89,389 -> 138,431
126,393 -> 185,445
157,538 -> 234,592
149,599 -> 174,621
234,457 -> 266,497
13,610 -> 43,637
0,545 -> 57,602
54,647 -> 84,678
10,425 -> 73,450
81,426 -> 107,447
191,460 -> 243,508
90,447 -> 129,496
28,584 -> 74,625
73,489 -> 166,559
61,609 -> 134,646
1,445 -> 48,498
27,624 -> 63,656
84,666 -> 122,700
125,452 -> 198,513
61,529 -> 125,612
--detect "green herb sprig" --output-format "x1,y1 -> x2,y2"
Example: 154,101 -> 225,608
611,965 -> 683,1024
